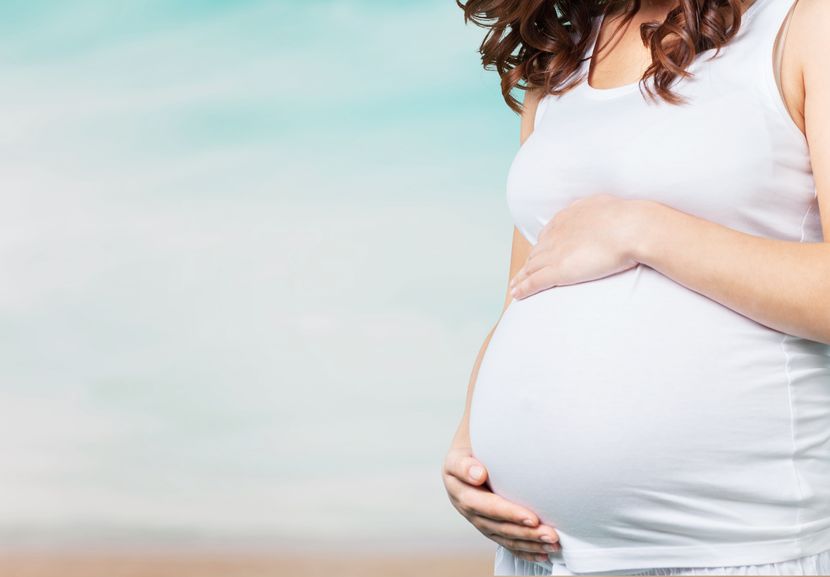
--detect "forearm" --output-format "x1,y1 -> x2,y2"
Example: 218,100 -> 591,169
630,200 -> 830,344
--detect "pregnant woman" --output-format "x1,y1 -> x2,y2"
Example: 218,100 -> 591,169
442,0 -> 830,574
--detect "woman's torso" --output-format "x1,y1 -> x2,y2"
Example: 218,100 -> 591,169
468,0 -> 830,573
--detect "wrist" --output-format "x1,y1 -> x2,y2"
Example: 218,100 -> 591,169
624,199 -> 665,266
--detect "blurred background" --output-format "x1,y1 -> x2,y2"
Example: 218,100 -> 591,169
0,1 -> 522,575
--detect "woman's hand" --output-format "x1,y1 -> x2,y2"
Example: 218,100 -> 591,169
442,444 -> 561,563
509,194 -> 651,300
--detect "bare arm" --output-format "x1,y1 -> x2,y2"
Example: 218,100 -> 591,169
450,226 -> 532,447
625,0 -> 830,344
509,2 -> 830,344
442,87 -> 561,563
450,81 -> 539,446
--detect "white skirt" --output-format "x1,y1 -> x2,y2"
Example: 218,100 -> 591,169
494,545 -> 830,576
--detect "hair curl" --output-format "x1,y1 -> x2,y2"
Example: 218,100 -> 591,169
456,0 -> 754,112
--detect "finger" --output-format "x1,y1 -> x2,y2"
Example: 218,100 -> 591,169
470,514 -> 559,544
522,247 -> 556,276
510,245 -> 549,287
509,270 -> 521,287
510,262 -> 528,286
514,267 -> 559,300
511,240 -> 553,286
490,536 -> 551,555
443,450 -> 489,486
510,263 -> 538,293
511,263 -> 538,291
537,216 -> 562,243
445,475 -> 540,526
509,271 -> 524,292
489,534 -> 558,555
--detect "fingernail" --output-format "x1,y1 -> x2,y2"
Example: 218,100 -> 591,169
540,535 -> 554,543
543,544 -> 557,553
469,466 -> 483,481
522,518 -> 536,527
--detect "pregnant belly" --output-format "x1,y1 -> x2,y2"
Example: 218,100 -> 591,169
468,264 -> 797,549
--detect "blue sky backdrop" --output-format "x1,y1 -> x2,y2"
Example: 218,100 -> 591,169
0,0 -> 524,552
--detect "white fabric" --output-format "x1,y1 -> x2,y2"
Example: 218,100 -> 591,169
468,0 -> 830,573
495,544 -> 830,575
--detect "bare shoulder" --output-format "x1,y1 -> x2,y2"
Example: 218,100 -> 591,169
788,0 -> 830,83
789,0 -> 830,239
788,0 -> 829,135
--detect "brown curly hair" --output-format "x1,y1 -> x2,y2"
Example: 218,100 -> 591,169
456,0 -> 756,111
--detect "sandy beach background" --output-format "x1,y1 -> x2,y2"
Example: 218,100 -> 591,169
0,2 -> 513,576
0,551 -> 493,577
0,536 -> 495,576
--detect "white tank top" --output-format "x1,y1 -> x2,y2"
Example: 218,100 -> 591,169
468,0 -> 830,572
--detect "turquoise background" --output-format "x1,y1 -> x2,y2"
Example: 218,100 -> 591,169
0,0 -> 522,551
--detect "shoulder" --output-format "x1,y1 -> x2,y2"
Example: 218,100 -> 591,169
787,0 -> 829,84
789,0 -> 830,24
789,0 -> 830,238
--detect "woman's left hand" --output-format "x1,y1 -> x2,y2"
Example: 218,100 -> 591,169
509,194 -> 652,300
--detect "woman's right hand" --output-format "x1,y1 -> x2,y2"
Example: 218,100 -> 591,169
442,444 -> 561,563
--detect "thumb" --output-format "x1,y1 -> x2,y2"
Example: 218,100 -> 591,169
467,459 -> 488,485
